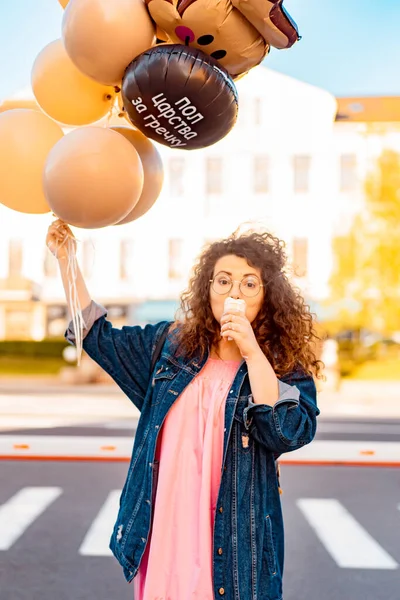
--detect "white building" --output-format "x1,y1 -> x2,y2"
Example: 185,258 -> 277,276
332,96 -> 400,234
0,66 -> 340,339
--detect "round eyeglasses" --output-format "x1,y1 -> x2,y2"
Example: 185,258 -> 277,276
210,273 -> 263,298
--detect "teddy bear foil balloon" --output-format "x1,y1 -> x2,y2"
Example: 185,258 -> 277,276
120,0 -> 299,150
146,0 -> 300,79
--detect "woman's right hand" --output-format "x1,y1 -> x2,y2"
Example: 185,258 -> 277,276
46,219 -> 76,260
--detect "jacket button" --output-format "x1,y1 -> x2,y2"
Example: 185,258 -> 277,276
219,588 -> 225,595
218,547 -> 223,555
219,506 -> 223,513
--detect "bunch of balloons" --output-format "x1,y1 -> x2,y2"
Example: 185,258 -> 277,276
0,0 -> 299,230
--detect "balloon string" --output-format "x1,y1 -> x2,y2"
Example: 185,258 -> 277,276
55,227 -> 85,366
67,238 -> 84,366
104,96 -> 119,128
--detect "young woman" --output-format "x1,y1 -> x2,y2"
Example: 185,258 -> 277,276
47,220 -> 322,600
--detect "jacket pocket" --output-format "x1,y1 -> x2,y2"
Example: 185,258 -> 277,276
264,515 -> 277,576
153,363 -> 179,381
151,364 -> 179,405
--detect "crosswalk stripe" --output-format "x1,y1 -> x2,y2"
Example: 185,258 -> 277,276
79,490 -> 121,556
297,498 -> 398,570
1,486 -> 398,570
0,487 -> 62,550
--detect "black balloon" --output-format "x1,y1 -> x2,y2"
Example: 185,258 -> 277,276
121,44 -> 238,151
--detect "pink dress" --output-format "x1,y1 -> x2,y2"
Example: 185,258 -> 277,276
133,358 -> 241,600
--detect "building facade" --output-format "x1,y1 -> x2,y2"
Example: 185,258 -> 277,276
0,67 -> 349,339
332,96 -> 400,234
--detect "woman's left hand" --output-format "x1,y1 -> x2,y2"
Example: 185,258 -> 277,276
220,311 -> 263,361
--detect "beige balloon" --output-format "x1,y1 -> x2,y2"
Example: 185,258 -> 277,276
62,0 -> 156,86
32,39 -> 116,126
0,109 -> 64,214
0,99 -> 40,114
43,127 -> 144,229
111,127 -> 164,224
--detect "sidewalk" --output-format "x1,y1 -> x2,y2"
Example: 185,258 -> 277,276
0,376 -> 122,396
0,377 -> 399,427
0,378 -> 138,430
1,377 -> 399,463
317,379 -> 400,419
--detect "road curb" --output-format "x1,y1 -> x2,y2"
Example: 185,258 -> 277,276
1,436 -> 400,466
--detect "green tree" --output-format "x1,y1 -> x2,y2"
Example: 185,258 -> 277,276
329,150 -> 400,334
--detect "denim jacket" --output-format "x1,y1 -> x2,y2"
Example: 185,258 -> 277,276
66,302 -> 319,600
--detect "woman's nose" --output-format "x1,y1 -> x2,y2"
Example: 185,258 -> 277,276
231,281 -> 241,298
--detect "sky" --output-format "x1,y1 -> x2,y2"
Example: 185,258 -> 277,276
0,0 -> 399,100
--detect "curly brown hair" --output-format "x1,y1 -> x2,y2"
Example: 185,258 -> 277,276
173,230 -> 323,378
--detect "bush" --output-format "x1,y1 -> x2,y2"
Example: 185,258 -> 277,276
0,339 -> 68,358
0,357 -> 65,375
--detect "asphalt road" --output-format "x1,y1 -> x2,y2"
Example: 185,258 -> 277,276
0,457 -> 399,600
3,416 -> 400,442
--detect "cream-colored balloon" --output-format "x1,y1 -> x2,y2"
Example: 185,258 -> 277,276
112,127 -> 164,224
32,39 -> 116,126
0,109 -> 64,214
58,0 -> 69,7
43,127 -> 144,229
0,99 -> 40,114
62,0 -> 156,86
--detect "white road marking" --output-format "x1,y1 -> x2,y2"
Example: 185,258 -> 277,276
0,435 -> 134,458
279,440 -> 400,464
297,498 -> 398,569
0,486 -> 399,572
1,436 -> 400,464
79,490 -> 121,556
0,487 -> 62,550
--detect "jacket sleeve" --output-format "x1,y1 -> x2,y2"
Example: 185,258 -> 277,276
242,369 -> 319,454
65,300 -> 166,411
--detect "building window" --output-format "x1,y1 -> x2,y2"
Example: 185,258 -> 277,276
293,155 -> 311,193
169,157 -> 185,196
206,157 -> 223,194
254,97 -> 262,126
292,237 -> 308,277
82,239 -> 95,279
254,156 -> 269,193
120,239 -> 134,281
8,239 -> 23,277
168,239 -> 184,280
340,154 -> 357,192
